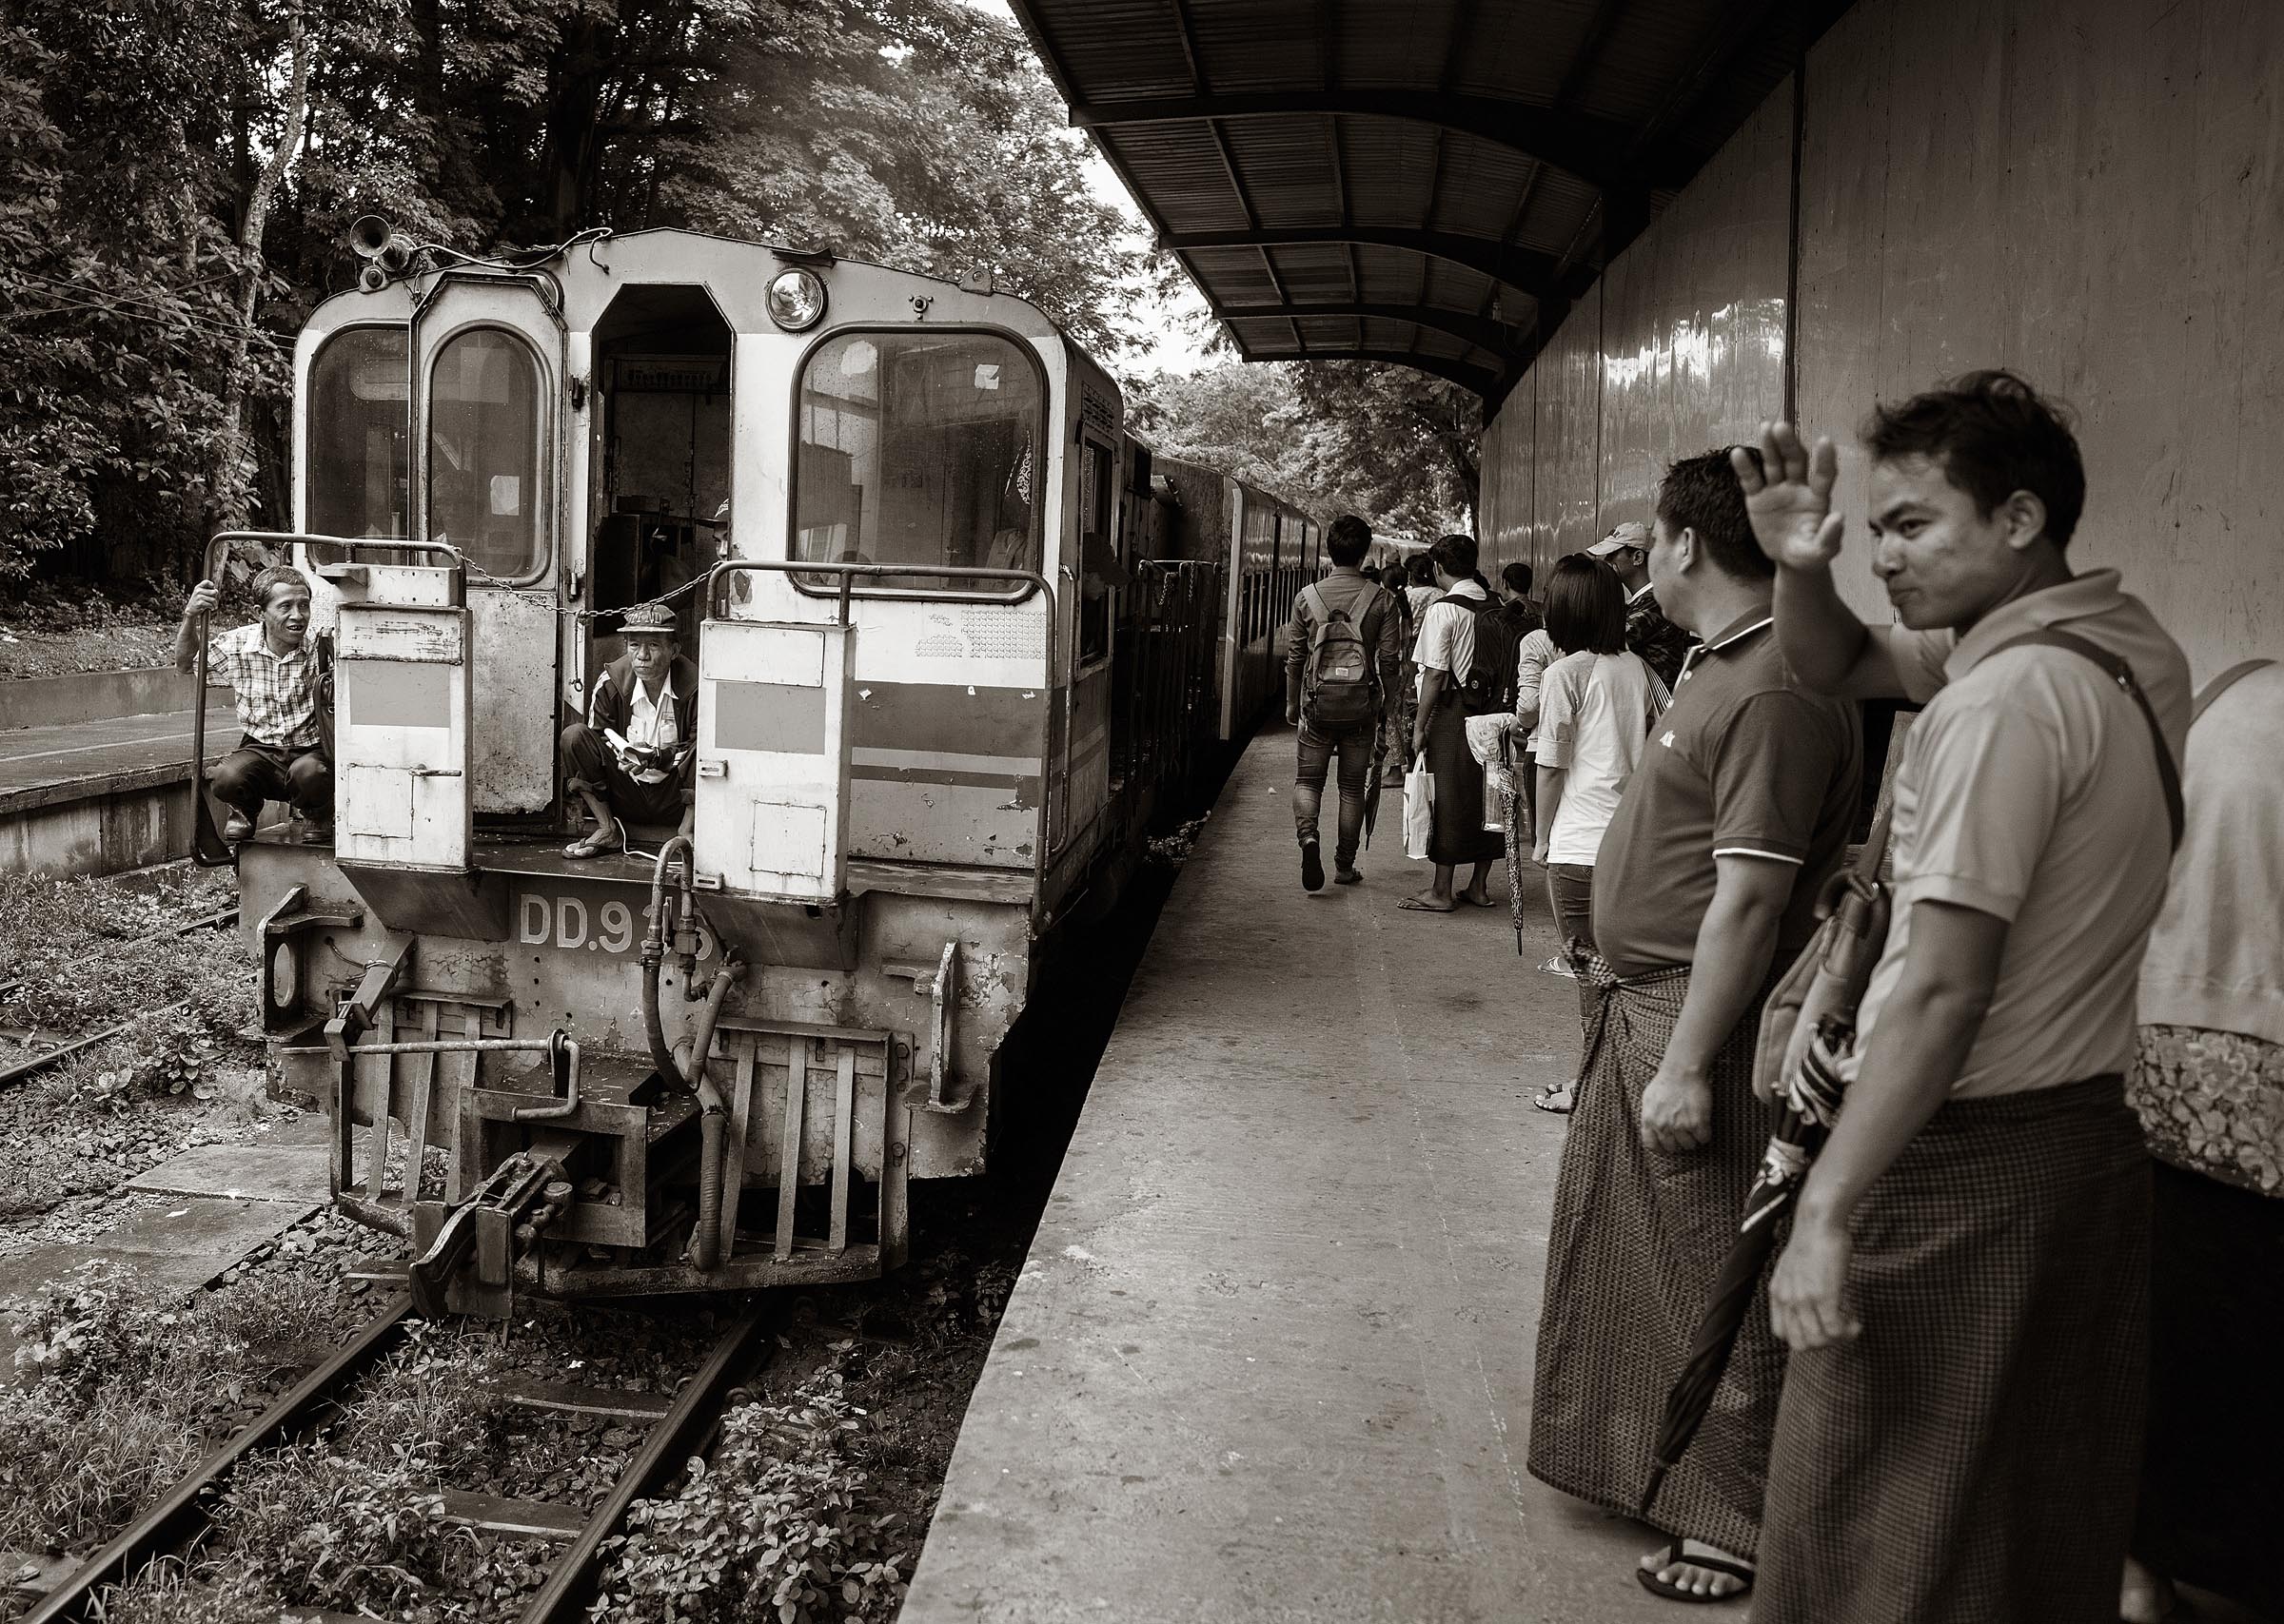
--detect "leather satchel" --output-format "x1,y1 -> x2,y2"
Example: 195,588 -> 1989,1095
1752,627 -> 2185,1102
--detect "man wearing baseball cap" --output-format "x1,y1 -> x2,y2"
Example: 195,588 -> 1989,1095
560,601 -> 699,857
1589,519 -> 1696,688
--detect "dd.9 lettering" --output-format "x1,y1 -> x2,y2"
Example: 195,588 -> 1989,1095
598,900 -> 634,954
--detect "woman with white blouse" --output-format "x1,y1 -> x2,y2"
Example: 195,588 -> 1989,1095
1529,555 -> 1667,1110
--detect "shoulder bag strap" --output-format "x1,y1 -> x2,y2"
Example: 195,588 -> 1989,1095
1300,581 -> 1328,629
1994,627 -> 2184,852
2190,657 -> 2273,727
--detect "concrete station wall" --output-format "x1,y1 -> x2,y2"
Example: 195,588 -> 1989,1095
1479,0 -> 2284,680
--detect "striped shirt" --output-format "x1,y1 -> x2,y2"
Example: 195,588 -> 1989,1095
207,623 -> 323,748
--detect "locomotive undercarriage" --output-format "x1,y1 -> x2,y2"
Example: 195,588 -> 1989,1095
243,837 -> 1031,1315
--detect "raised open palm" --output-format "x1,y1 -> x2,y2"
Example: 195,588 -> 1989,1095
1732,422 -> 1845,571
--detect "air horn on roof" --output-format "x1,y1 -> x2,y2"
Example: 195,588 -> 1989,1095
348,214 -> 419,291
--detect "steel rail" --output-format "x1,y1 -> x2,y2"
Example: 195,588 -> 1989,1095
21,1295 -> 416,1624
515,1301 -> 776,1624
0,905 -> 243,1087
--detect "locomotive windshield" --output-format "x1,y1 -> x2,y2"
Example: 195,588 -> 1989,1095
427,327 -> 548,579
307,327 -> 409,538
795,330 -> 1042,591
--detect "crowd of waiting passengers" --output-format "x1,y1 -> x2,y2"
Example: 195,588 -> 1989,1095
1277,371 -> 2277,1623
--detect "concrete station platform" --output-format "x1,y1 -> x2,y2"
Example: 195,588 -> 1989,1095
0,701 -> 242,876
904,732 -> 1675,1624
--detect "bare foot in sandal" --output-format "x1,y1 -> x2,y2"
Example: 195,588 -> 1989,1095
1399,890 -> 1458,911
1638,1538 -> 1753,1602
563,818 -> 623,860
1532,1082 -> 1575,1113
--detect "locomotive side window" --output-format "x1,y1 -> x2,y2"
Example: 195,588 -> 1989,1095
308,327 -> 408,538
795,331 -> 1042,593
427,327 -> 548,579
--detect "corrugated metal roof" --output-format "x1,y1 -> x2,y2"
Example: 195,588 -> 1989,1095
1010,0 -> 1854,401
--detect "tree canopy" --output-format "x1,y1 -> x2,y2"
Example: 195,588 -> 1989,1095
0,0 -> 1145,580
1128,360 -> 1480,541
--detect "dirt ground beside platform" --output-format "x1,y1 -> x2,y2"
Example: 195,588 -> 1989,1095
0,578 -> 181,681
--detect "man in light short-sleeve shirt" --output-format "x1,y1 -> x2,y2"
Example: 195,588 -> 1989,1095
1740,373 -> 2190,1624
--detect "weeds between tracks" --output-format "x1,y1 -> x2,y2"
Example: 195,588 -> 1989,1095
5,1191 -> 1023,1623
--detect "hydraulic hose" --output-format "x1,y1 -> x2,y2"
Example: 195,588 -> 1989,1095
641,835 -> 696,1091
683,963 -> 740,1271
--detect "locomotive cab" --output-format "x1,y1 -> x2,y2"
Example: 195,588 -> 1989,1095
226,229 -> 1239,1315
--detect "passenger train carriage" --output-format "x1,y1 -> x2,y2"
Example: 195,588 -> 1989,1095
227,227 -> 1321,1314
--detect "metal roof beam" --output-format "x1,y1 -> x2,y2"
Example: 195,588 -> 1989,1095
1160,226 -> 1561,299
1219,301 -> 1519,354
1071,92 -> 1655,190
1258,346 -> 1499,396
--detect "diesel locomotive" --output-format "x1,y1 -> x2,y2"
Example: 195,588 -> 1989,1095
216,225 -> 1323,1315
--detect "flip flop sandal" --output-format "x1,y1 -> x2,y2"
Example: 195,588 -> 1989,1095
1532,1084 -> 1574,1114
1397,895 -> 1458,912
562,824 -> 624,860
1636,1540 -> 1754,1604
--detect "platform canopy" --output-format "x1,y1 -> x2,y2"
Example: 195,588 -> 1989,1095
1009,0 -> 1848,401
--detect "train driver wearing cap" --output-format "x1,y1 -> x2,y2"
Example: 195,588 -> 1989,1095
560,601 -> 699,858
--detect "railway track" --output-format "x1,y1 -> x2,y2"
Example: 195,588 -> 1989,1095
0,902 -> 240,1087
19,1299 -> 776,1623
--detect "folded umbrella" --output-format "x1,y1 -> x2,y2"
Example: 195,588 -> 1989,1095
1363,714 -> 1390,848
1637,1021 -> 1852,1518
1635,824 -> 1893,1520
1500,745 -> 1530,954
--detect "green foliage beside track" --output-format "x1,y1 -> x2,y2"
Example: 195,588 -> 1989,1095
0,0 -> 1149,583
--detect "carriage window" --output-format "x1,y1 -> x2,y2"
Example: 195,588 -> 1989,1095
795,331 -> 1042,592
1076,439 -> 1114,664
428,328 -> 547,579
308,328 -> 408,538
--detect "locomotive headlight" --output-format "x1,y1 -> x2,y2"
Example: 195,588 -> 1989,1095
766,267 -> 828,331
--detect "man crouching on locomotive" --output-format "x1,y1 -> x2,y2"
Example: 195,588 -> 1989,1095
177,565 -> 331,843
561,601 -> 698,858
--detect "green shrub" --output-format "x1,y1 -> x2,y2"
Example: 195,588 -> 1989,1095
588,1371 -> 910,1624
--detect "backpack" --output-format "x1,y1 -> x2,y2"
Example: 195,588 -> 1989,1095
1300,581 -> 1383,729
1458,594 -> 1523,716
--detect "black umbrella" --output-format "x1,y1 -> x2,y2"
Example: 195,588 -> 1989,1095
1637,1022 -> 1851,1517
1363,713 -> 1391,848
1635,813 -> 1894,1518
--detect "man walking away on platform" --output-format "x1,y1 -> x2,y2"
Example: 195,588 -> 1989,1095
1589,519 -> 1696,691
1285,515 -> 1398,890
1527,452 -> 1861,1602
1737,372 -> 2191,1624
1402,534 -> 1506,912
178,565 -> 331,844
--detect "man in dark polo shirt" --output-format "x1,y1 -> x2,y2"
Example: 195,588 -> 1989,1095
1526,449 -> 1861,1605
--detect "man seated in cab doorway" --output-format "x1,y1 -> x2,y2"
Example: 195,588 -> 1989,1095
177,564 -> 331,843
561,601 -> 699,859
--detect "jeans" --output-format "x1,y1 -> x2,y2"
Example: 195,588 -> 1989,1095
1545,862 -> 1594,949
210,742 -> 330,820
1545,861 -> 1597,1032
1293,716 -> 1376,865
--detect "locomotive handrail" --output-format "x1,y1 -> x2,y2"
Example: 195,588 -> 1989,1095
207,531 -> 466,575
702,558 -> 1055,630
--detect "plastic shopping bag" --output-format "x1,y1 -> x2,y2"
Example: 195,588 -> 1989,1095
1482,759 -> 1513,832
1403,753 -> 1434,860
